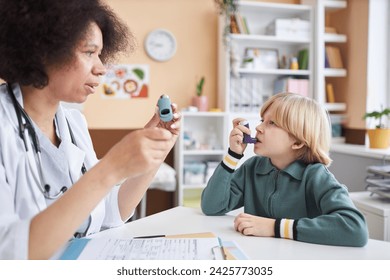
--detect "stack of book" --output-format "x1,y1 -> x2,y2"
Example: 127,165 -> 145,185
326,83 -> 335,103
274,77 -> 309,97
230,13 -> 250,34
297,49 -> 309,70
325,46 -> 344,68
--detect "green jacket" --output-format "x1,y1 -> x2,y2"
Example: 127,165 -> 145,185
201,151 -> 368,247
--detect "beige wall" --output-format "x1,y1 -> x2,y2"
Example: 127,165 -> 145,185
84,0 -> 298,129
343,0 -> 368,129
84,0 -> 367,130
329,0 -> 368,129
84,0 -> 219,129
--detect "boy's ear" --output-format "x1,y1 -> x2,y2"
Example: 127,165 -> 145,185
292,142 -> 305,150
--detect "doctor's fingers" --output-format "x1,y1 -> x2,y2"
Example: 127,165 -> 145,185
114,147 -> 162,179
107,131 -> 166,166
142,127 -> 172,140
139,140 -> 172,161
145,103 -> 180,129
157,112 -> 182,135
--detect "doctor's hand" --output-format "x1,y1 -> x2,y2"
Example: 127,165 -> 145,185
102,127 -> 174,184
144,102 -> 181,155
144,102 -> 181,136
234,213 -> 275,237
229,118 -> 250,155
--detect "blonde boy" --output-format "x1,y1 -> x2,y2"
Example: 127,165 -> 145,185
201,93 -> 368,247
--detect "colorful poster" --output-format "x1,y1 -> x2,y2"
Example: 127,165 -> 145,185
101,64 -> 149,99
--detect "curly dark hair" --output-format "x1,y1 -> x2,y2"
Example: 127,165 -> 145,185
0,0 -> 135,88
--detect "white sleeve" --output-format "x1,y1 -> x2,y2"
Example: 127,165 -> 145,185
0,156 -> 31,260
102,184 -> 133,229
65,109 -> 128,230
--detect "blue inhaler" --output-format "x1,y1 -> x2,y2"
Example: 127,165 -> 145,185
240,120 -> 257,144
157,94 -> 173,122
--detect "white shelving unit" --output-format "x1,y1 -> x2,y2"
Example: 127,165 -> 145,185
218,0 -> 314,160
218,1 -> 313,115
175,1 -> 355,207
175,1 -> 314,207
303,0 -> 348,111
174,112 -> 227,206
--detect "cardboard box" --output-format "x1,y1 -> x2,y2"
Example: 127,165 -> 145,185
274,77 -> 309,97
266,18 -> 310,39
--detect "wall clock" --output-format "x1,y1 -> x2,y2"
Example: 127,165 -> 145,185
144,29 -> 177,62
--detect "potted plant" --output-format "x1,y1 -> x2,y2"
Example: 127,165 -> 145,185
214,0 -> 239,46
191,76 -> 208,111
363,107 -> 390,148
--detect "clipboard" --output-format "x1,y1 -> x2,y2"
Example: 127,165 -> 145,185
59,232 -> 247,260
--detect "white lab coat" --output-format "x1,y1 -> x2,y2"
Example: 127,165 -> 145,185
0,83 -> 125,259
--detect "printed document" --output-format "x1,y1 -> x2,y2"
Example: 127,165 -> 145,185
61,237 -> 223,260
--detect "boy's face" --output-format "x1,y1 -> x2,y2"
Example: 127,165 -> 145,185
254,103 -> 298,169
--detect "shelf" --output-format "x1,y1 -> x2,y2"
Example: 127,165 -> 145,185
183,184 -> 206,190
331,136 -> 345,144
324,33 -> 347,43
330,143 -> 390,160
230,34 -> 311,45
238,68 -> 310,76
325,102 -> 346,111
182,111 -> 225,117
324,68 -> 347,77
323,0 -> 347,11
240,0 -> 312,12
183,150 -> 225,156
176,109 -> 227,206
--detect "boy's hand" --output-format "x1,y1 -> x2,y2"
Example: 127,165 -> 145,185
229,118 -> 251,155
234,213 -> 275,237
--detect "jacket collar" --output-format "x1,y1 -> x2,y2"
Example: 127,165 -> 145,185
255,157 -> 307,180
55,105 -> 86,182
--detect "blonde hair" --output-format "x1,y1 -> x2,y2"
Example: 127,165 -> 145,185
260,92 -> 332,166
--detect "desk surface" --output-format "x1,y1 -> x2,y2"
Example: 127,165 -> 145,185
93,206 -> 390,260
331,142 -> 390,159
350,191 -> 390,215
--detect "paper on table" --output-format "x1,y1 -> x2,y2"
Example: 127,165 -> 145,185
63,237 -> 223,260
167,232 -> 216,238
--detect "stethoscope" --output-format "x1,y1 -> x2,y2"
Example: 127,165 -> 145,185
6,83 -> 86,199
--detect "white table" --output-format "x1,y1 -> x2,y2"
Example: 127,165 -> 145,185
93,206 -> 390,260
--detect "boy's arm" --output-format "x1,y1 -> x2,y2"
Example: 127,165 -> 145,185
276,166 -> 368,247
201,149 -> 244,215
289,188 -> 368,247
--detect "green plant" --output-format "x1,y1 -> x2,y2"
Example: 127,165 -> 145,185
363,107 -> 390,128
214,0 -> 239,46
214,0 -> 238,15
196,76 -> 205,96
242,57 -> 254,65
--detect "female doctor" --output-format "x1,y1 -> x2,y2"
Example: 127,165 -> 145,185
0,0 -> 181,259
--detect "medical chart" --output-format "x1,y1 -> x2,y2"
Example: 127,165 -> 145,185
61,237 -> 223,260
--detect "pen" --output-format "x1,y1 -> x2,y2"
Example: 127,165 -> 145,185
218,237 -> 227,260
133,234 -> 166,239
